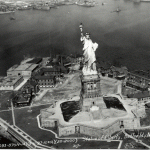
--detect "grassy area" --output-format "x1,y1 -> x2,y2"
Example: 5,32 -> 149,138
42,91 -> 68,101
0,104 -> 56,142
0,104 -> 121,149
0,91 -> 13,111
140,107 -> 150,127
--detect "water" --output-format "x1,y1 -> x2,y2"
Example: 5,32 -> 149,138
0,0 -> 150,76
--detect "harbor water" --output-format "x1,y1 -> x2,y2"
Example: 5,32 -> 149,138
0,0 -> 150,75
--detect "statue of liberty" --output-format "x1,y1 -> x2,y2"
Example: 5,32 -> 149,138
79,23 -> 98,75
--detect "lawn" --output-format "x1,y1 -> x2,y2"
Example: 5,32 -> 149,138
0,104 -> 56,142
140,107 -> 150,127
0,91 -> 13,111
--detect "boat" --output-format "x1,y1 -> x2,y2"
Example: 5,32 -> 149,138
10,17 -> 15,20
112,7 -> 121,13
116,7 -> 121,12
0,10 -> 15,14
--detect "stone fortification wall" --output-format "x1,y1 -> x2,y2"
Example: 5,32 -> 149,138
40,109 -> 54,118
41,118 -> 58,128
58,117 -> 140,138
58,125 -> 76,137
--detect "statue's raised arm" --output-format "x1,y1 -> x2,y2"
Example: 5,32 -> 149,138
79,23 -> 98,75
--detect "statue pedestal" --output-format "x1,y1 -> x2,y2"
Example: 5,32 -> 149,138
80,73 -> 101,111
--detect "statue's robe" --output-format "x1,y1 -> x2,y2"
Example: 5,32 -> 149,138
80,36 -> 98,69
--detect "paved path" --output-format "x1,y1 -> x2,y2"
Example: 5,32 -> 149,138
34,89 -> 49,101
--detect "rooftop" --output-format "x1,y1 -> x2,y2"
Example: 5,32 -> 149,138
7,63 -> 38,72
0,76 -> 23,86
26,58 -> 42,64
34,75 -> 55,80
41,67 -> 60,72
128,91 -> 150,99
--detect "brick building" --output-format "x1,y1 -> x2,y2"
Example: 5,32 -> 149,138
126,70 -> 150,91
127,91 -> 150,104
34,75 -> 56,88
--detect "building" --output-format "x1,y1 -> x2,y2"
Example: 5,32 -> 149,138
26,57 -> 42,64
67,54 -> 84,64
34,75 -> 56,88
40,65 -> 68,76
39,67 -> 61,77
96,60 -> 112,76
110,66 -> 128,78
0,76 -> 24,91
7,63 -> 39,78
126,70 -> 150,91
127,91 -> 150,104
21,79 -> 40,96
12,94 -> 32,107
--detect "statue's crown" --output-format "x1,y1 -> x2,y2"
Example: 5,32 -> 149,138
85,32 -> 90,35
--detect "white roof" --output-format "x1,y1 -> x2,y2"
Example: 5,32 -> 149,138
7,63 -> 38,72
